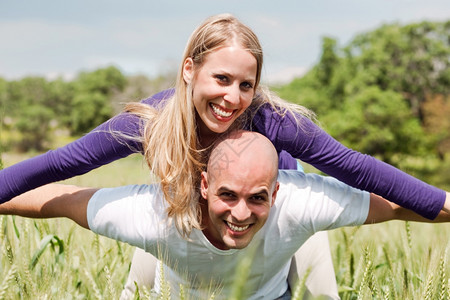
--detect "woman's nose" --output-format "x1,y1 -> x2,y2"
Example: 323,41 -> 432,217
223,84 -> 240,105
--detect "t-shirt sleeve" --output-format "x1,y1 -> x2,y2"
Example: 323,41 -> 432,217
307,174 -> 370,230
279,171 -> 370,232
251,104 -> 445,219
87,184 -> 162,249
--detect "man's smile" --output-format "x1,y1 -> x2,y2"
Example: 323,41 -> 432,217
226,221 -> 250,232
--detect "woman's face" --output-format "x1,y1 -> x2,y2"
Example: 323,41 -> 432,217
183,45 -> 257,138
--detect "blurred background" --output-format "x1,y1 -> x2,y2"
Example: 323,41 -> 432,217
1,0 -> 449,188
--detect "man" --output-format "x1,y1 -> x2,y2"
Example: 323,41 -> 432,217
2,131 -> 449,299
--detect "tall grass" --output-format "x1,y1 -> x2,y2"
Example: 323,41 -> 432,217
1,154 -> 449,299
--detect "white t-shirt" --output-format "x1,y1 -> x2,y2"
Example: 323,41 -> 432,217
87,170 -> 369,299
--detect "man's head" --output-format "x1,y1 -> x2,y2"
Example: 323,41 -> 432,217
200,130 -> 279,250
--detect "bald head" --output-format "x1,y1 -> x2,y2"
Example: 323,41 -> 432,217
207,130 -> 279,187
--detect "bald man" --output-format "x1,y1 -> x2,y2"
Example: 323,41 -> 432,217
2,130 -> 449,299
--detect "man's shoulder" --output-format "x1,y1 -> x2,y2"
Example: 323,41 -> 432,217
97,184 -> 162,198
274,170 -> 370,229
277,170 -> 335,188
277,170 -> 367,200
91,183 -> 165,213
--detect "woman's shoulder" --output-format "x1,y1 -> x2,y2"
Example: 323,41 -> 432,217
141,88 -> 175,106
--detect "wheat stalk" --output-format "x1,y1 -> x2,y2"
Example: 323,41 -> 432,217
438,250 -> 448,300
0,265 -> 17,299
84,268 -> 103,300
104,265 -> 116,298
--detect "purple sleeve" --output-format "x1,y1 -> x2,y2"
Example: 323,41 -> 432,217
251,103 -> 445,219
278,151 -> 298,170
0,89 -> 174,203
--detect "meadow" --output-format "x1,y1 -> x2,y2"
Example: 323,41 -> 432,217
0,154 -> 449,299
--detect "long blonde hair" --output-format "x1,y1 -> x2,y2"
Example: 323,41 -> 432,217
125,14 -> 314,237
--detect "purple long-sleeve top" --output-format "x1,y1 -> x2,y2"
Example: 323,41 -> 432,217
0,89 -> 445,219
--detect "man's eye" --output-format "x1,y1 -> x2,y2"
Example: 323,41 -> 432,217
220,192 -> 234,198
251,195 -> 266,202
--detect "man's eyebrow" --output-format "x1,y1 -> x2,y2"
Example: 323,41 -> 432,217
251,189 -> 269,198
217,186 -> 235,193
217,186 -> 269,198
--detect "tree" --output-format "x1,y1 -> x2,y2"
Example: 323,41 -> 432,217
5,77 -> 58,151
111,72 -> 176,114
324,87 -> 429,164
344,21 -> 450,119
15,105 -> 55,151
275,20 -> 449,178
70,66 -> 126,135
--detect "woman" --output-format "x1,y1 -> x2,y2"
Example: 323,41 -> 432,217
1,14 -> 448,298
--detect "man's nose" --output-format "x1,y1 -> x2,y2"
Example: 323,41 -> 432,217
231,199 -> 251,221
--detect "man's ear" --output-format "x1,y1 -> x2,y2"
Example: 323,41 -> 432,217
183,57 -> 194,84
200,171 -> 208,199
271,182 -> 280,207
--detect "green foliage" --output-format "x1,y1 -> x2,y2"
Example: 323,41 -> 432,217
71,92 -> 112,134
324,87 -> 429,163
331,222 -> 450,300
4,77 -> 58,151
15,104 -> 55,151
0,66 -> 127,151
344,21 -> 450,117
70,66 -> 126,135
0,78 -> 8,112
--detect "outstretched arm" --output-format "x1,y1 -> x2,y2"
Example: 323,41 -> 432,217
0,184 -> 98,229
0,89 -> 174,205
252,105 -> 446,219
365,193 -> 450,224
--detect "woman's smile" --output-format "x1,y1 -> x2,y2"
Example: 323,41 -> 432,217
210,103 -> 235,120
185,45 -> 257,136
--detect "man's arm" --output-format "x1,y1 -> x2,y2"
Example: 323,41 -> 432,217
365,193 -> 450,224
0,184 -> 98,229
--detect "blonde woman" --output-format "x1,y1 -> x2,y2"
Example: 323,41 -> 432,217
1,14 -> 448,299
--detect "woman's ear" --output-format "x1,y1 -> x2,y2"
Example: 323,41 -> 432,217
183,57 -> 194,84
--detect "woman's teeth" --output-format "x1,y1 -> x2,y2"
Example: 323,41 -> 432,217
227,222 -> 249,232
211,104 -> 233,117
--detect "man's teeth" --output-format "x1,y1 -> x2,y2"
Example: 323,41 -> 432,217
227,222 -> 249,232
211,104 -> 233,117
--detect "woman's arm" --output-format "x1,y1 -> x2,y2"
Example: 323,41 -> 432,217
0,112 -> 140,204
0,89 -> 174,204
252,104 -> 446,219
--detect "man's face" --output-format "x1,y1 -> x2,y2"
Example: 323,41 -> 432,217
200,159 -> 279,250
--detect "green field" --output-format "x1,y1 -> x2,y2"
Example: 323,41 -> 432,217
1,154 -> 449,299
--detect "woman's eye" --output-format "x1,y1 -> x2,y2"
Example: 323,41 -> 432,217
241,82 -> 253,90
215,75 -> 228,82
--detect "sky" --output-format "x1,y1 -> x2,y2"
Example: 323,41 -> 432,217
1,0 -> 449,85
